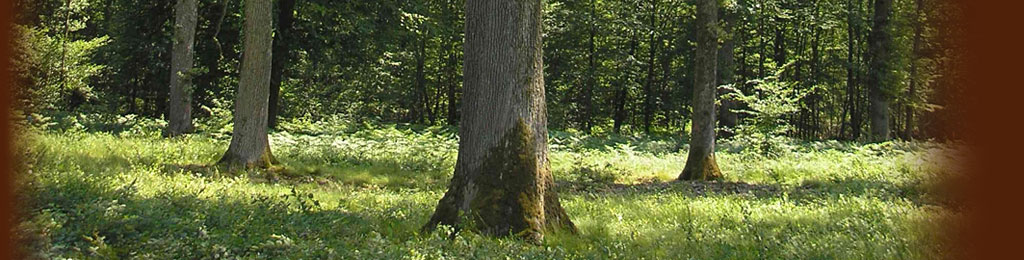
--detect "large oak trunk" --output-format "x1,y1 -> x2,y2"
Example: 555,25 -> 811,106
422,0 -> 575,242
867,0 -> 894,142
167,0 -> 199,137
679,0 -> 722,181
219,0 -> 275,169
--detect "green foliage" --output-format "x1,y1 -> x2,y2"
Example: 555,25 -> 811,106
15,120 -> 959,258
727,66 -> 806,157
12,0 -> 960,141
12,24 -> 108,113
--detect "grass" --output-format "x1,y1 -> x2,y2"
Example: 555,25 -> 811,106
13,118 -> 962,259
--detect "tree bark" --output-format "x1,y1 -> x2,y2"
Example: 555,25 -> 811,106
867,0 -> 894,142
679,0 -> 722,181
268,0 -> 296,129
167,0 -> 199,136
219,0 -> 276,169
422,0 -> 575,242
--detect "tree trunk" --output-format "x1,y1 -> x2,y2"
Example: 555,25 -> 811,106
423,0 -> 576,242
905,0 -> 923,140
415,34 -> 430,124
842,0 -> 862,140
867,0 -> 894,142
167,0 -> 199,136
613,36 -> 637,134
809,25 -> 822,139
219,0 -> 276,169
445,0 -> 462,126
642,0 -> 658,134
717,5 -> 738,139
268,0 -> 296,129
581,0 -> 597,133
679,0 -> 722,181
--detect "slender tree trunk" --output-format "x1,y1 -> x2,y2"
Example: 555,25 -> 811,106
774,26 -> 786,69
415,34 -> 430,124
757,0 -> 766,78
219,0 -> 276,169
581,0 -> 597,133
717,5 -> 738,139
642,0 -> 658,134
423,0 -> 575,242
167,0 -> 200,136
445,0 -> 462,125
680,0 -> 722,181
842,0 -> 862,140
809,24 -> 822,139
446,49 -> 460,125
268,0 -> 296,129
613,36 -> 637,134
867,0 -> 894,142
905,0 -> 923,140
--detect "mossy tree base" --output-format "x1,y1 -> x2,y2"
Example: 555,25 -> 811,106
678,153 -> 722,181
217,145 -> 278,170
423,120 -> 576,243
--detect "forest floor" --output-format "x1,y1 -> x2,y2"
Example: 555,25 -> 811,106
13,118 -> 963,259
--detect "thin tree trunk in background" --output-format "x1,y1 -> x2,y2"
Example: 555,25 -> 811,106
415,34 -> 430,124
219,0 -> 276,169
757,0 -> 766,79
905,0 -> 923,140
842,0 -> 860,140
445,0 -> 461,125
680,0 -> 722,181
582,0 -> 597,133
717,5 -> 738,139
774,26 -> 786,69
268,0 -> 296,129
613,36 -> 637,134
642,0 -> 658,134
60,0 -> 70,109
213,0 -> 230,60
423,0 -> 576,243
809,24 -> 822,139
867,0 -> 894,142
167,0 -> 199,136
446,48 -> 460,125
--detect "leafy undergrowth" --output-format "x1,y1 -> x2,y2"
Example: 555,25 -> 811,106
13,120 -> 963,259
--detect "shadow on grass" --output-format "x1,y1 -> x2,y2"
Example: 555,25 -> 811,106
557,177 -> 946,207
16,173 -> 376,259
164,160 -> 451,190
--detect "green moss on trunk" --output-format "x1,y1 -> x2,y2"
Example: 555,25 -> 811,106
422,119 -> 576,243
470,119 -> 544,241
679,153 -> 722,181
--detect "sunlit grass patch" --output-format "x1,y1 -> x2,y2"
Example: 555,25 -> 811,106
14,124 -> 961,259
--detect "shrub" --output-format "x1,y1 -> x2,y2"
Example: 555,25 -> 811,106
11,24 -> 108,113
726,65 -> 806,157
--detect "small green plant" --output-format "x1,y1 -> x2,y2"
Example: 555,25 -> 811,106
726,64 -> 806,157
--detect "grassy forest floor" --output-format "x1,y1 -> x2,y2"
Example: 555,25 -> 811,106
14,116 -> 963,259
